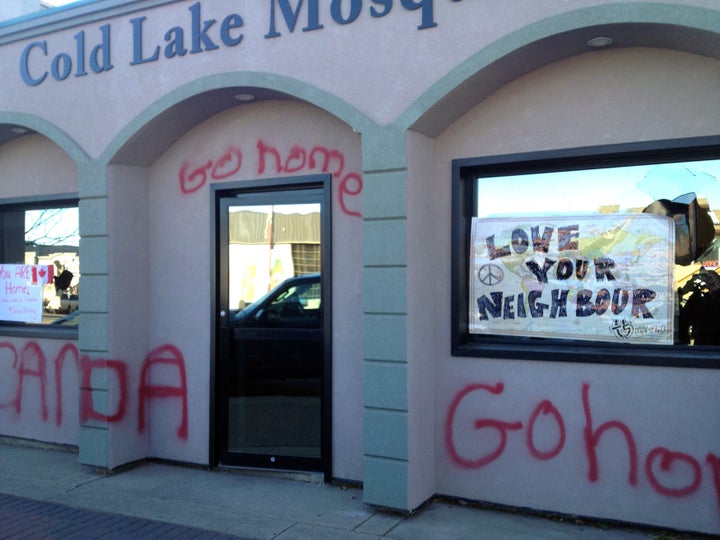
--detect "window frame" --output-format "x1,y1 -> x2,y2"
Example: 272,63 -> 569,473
0,193 -> 79,340
451,135 -> 720,369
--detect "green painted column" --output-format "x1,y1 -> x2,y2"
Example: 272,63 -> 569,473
76,161 -> 111,468
361,125 -> 410,510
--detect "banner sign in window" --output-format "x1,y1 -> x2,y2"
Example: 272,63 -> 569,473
0,265 -> 54,323
470,215 -> 675,344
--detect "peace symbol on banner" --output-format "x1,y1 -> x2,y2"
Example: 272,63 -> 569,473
477,264 -> 504,286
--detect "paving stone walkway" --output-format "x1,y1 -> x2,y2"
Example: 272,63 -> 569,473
0,493 -> 243,540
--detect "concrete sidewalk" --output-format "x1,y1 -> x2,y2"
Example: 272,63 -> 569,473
0,441 -> 695,539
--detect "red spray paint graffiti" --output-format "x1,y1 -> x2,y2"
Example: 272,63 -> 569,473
0,341 -> 51,422
526,399 -> 566,461
645,447 -> 702,498
0,341 -> 189,441
445,382 -> 522,468
179,139 -> 362,216
17,342 -> 49,422
54,343 -> 79,426
445,381 -> 718,510
706,454 -> 720,511
80,357 -> 128,424
0,342 -> 18,412
137,344 -> 188,439
582,382 -> 638,486
178,145 -> 243,195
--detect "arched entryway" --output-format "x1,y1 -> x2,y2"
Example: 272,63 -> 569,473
98,75 -> 372,480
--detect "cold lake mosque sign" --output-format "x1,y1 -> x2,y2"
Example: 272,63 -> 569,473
19,0 -> 463,86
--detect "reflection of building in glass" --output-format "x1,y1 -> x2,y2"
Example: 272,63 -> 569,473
229,210 -> 320,308
25,244 -> 79,312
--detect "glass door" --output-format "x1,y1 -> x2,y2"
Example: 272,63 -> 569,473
214,180 -> 330,475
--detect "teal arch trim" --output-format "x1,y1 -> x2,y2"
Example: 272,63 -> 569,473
101,71 -> 377,166
0,111 -> 90,163
398,2 -> 720,137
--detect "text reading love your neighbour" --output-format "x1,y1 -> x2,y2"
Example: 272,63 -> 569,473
469,215 -> 674,344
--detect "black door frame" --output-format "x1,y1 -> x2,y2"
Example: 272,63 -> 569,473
209,175 -> 332,481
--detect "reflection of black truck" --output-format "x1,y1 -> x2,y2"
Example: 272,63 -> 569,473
643,193 -> 720,345
228,273 -> 322,397
230,273 -> 321,329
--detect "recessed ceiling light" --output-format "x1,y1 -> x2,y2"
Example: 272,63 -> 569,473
234,93 -> 255,102
587,36 -> 613,48
10,126 -> 29,134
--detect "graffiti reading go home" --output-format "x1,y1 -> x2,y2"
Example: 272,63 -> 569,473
445,381 -> 720,511
20,1 -> 464,86
178,139 -> 362,217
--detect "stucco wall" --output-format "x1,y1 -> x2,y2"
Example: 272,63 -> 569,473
427,48 -> 720,534
0,134 -> 76,198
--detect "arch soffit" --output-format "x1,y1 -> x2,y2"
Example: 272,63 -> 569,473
401,3 -> 720,138
103,72 -> 376,167
0,112 -> 89,163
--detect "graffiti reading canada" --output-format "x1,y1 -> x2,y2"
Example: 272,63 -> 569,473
469,215 -> 675,344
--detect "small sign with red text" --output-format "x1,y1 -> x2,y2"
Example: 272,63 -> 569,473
0,265 -> 54,323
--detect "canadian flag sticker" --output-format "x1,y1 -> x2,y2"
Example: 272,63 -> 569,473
30,265 -> 54,285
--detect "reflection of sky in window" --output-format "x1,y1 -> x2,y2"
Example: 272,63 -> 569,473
476,159 -> 720,218
25,208 -> 79,247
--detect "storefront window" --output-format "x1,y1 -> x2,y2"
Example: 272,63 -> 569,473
0,200 -> 79,328
452,137 -> 720,367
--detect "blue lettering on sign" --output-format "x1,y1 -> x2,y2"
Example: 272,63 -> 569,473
20,24 -> 112,86
19,0 -> 462,86
266,0 -> 458,37
265,0 -> 324,38
130,16 -> 160,65
20,41 -> 48,86
131,2 -> 243,66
